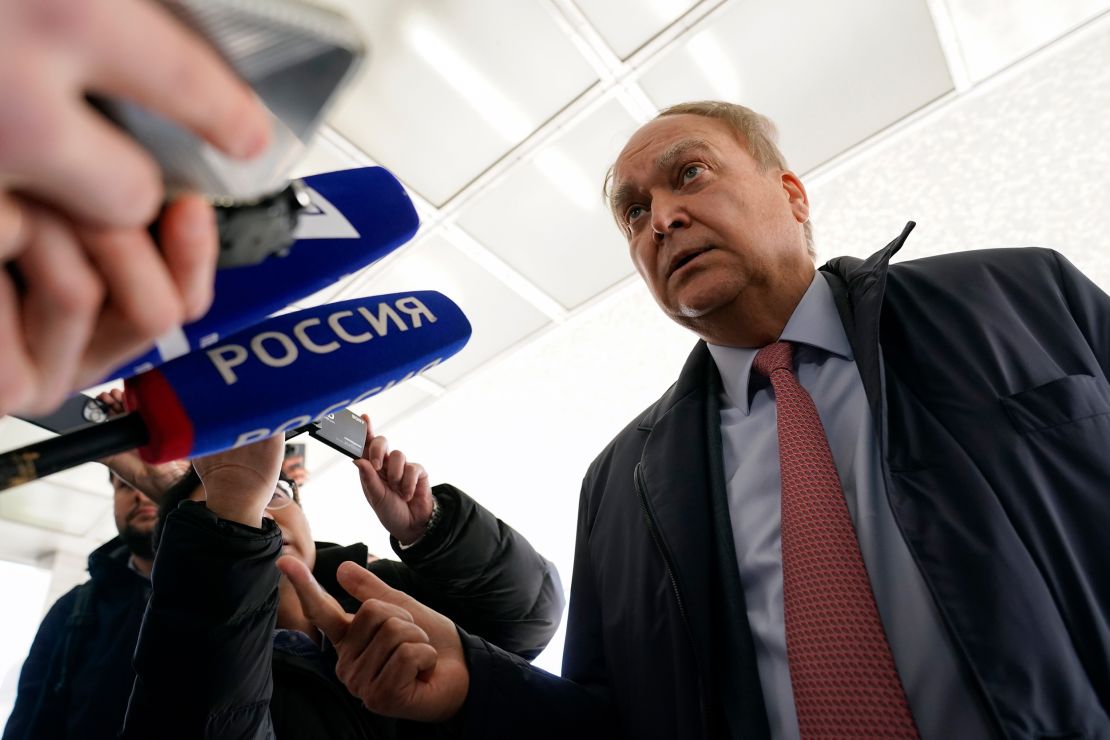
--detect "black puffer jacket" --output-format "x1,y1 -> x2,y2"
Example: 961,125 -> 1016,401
120,483 -> 563,740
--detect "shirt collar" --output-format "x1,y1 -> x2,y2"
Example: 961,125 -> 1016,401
707,271 -> 853,415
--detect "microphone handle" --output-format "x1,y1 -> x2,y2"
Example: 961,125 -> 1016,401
0,413 -> 150,491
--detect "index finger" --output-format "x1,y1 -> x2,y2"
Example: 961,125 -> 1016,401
278,555 -> 352,645
85,0 -> 271,160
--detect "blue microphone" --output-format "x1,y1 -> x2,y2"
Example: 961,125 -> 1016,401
101,166 -> 421,382
0,292 -> 470,486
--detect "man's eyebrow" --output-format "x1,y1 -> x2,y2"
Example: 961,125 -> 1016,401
608,138 -> 716,216
657,138 -> 714,170
610,181 -> 637,215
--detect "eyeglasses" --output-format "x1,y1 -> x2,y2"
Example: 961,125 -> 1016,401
267,478 -> 299,511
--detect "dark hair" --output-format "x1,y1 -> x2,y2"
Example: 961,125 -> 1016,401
152,466 -> 203,552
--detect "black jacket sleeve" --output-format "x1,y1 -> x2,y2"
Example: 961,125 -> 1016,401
1,588 -> 80,740
120,501 -> 281,740
444,480 -> 617,739
366,484 -> 564,661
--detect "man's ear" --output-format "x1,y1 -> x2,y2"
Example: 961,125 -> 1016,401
781,171 -> 810,225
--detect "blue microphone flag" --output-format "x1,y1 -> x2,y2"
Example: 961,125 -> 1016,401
124,291 -> 470,462
105,166 -> 420,381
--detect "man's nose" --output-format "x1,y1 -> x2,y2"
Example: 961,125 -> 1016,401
651,193 -> 688,239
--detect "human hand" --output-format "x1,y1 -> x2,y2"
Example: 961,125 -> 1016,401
0,0 -> 271,415
278,557 -> 469,722
354,415 -> 434,546
193,434 -> 284,527
96,388 -> 190,502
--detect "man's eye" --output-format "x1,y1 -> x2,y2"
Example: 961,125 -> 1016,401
681,164 -> 704,183
625,205 -> 646,225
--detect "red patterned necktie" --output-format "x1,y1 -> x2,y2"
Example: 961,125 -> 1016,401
752,340 -> 919,739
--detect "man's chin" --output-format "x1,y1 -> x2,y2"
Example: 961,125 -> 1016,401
119,525 -> 155,560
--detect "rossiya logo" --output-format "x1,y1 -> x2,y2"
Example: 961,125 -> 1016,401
204,296 -> 439,387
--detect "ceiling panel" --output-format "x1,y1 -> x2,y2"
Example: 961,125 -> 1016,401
351,381 -> 435,432
321,0 -> 599,206
944,0 -> 1110,82
807,14 -> 1110,274
337,235 -> 552,385
573,0 -> 702,59
456,98 -> 639,309
290,128 -> 363,180
636,0 -> 954,173
0,483 -> 110,537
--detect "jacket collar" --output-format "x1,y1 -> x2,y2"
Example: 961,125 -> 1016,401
639,221 -> 914,430
312,540 -> 369,603
819,220 -> 915,430
87,535 -> 146,587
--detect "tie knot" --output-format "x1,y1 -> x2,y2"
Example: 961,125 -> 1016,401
752,340 -> 794,377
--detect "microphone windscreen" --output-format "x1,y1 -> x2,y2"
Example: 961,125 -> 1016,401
105,167 -> 420,381
124,291 -> 470,462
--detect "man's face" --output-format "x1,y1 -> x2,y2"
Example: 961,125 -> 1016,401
112,475 -> 158,556
610,114 -> 812,345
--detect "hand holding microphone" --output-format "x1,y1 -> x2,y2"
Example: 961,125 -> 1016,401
95,389 -> 191,503
0,0 -> 271,416
194,434 -> 286,528
0,291 -> 471,490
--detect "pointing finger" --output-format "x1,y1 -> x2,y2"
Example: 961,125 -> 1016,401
277,555 -> 351,645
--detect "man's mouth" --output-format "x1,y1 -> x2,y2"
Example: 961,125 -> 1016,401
128,506 -> 158,523
667,247 -> 712,278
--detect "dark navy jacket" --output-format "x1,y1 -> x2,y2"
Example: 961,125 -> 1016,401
3,539 -> 150,740
458,224 -> 1110,739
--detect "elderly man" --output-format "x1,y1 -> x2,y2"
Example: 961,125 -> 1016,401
283,100 -> 1110,740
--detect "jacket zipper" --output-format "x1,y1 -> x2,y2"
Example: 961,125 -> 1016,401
634,462 -> 712,735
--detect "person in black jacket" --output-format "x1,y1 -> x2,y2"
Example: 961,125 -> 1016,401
280,100 -> 1110,740
3,422 -> 190,740
121,418 -> 563,740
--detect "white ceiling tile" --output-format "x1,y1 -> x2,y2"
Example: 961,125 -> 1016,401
338,235 -> 552,385
290,127 -> 363,179
321,0 -> 599,206
0,483 -> 112,537
637,0 -> 954,173
350,381 -> 435,432
943,0 -> 1110,81
456,98 -> 639,309
573,0 -> 701,58
84,513 -> 118,543
807,15 -> 1110,279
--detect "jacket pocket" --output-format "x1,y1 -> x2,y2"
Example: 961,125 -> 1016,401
1000,374 -> 1110,434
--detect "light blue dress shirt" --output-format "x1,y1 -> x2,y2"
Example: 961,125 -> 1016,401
707,272 -> 995,740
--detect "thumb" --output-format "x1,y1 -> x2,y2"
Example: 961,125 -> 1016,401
277,555 -> 352,644
353,458 -> 384,501
334,562 -> 456,647
334,560 -> 403,605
